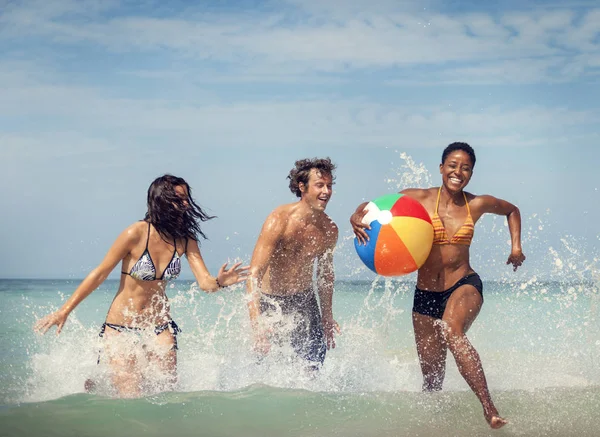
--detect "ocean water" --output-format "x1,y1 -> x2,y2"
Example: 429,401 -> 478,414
1,277 -> 599,437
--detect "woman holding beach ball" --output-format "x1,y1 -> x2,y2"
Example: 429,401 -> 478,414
351,142 -> 525,429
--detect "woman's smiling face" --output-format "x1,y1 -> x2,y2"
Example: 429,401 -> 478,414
439,150 -> 474,193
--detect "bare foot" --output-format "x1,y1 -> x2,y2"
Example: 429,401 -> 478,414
487,415 -> 508,429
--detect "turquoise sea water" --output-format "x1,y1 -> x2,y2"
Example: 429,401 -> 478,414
1,278 -> 599,436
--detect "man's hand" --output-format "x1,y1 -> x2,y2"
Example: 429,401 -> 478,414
322,317 -> 341,350
253,325 -> 272,356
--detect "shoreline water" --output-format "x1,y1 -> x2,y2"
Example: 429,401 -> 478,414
1,278 -> 598,436
2,385 -> 599,437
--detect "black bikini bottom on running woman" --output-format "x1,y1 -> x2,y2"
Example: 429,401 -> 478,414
259,290 -> 326,366
97,320 -> 181,364
412,273 -> 483,319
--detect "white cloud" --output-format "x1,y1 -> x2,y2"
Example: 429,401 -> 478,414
1,1 -> 598,83
1,67 -> 597,155
0,1 -> 598,159
0,132 -> 117,159
389,57 -> 570,85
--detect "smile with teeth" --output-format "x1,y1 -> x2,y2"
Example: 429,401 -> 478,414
449,177 -> 462,184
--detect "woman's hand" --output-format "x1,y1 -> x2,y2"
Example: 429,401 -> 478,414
350,202 -> 370,245
506,250 -> 526,271
34,310 -> 69,335
216,261 -> 250,288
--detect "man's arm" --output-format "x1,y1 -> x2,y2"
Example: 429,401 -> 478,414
246,210 -> 286,339
316,223 -> 340,349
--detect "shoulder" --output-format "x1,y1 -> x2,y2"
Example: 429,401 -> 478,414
467,193 -> 496,206
266,203 -> 295,222
261,205 -> 292,234
318,215 -> 338,252
322,214 -> 339,237
467,193 -> 517,216
400,187 -> 437,202
108,220 -> 145,252
121,221 -> 147,242
328,220 -> 339,245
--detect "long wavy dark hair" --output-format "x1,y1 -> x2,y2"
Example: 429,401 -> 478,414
144,174 -> 215,242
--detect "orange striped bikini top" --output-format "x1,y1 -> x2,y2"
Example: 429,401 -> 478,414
432,187 -> 474,245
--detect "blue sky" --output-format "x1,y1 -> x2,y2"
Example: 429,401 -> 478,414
1,0 -> 598,281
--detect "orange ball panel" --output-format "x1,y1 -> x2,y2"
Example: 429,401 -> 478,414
389,217 -> 434,268
374,225 -> 418,276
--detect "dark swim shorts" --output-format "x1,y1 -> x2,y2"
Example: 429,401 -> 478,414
259,289 -> 326,365
412,273 -> 483,319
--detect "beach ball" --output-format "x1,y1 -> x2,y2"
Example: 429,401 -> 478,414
354,193 -> 434,276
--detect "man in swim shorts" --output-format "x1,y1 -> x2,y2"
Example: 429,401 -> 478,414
246,158 -> 340,369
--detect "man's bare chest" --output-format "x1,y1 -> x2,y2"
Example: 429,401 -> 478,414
277,227 -> 329,259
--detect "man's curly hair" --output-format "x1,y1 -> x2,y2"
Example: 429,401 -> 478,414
287,157 -> 336,198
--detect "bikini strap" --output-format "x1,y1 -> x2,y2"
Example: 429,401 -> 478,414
435,187 -> 442,215
99,323 -> 107,337
462,191 -> 471,216
145,222 -> 151,250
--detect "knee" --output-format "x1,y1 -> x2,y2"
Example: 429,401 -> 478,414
441,321 -> 465,343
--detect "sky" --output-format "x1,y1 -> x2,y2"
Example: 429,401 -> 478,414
0,0 -> 599,281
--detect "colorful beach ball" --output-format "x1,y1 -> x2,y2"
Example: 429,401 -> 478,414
354,193 -> 434,276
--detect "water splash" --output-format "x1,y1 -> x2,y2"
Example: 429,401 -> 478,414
5,151 -> 599,409
386,151 -> 435,191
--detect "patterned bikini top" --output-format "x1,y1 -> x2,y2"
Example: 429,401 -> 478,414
432,188 -> 474,246
121,222 -> 183,282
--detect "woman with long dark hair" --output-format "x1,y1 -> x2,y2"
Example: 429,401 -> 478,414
35,174 -> 248,397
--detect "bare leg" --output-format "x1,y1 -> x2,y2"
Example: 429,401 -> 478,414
442,285 -> 507,429
412,311 -> 447,391
103,330 -> 142,398
146,330 -> 178,391
110,355 -> 142,397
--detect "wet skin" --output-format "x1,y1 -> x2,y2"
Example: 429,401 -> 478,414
351,150 -> 525,428
247,169 -> 340,356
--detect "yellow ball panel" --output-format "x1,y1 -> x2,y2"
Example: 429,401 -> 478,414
389,217 -> 434,268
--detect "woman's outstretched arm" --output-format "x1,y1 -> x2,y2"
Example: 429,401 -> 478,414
34,223 -> 142,334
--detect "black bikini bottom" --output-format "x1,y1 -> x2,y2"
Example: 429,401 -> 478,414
97,320 -> 181,364
412,273 -> 483,319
